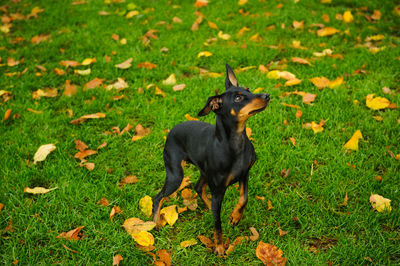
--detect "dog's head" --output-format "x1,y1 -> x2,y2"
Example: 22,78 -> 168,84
198,64 -> 270,132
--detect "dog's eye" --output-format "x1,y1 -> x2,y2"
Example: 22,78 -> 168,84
234,95 -> 244,102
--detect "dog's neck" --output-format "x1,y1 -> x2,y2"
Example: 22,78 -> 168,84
215,115 -> 246,154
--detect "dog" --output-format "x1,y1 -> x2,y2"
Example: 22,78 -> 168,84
153,64 -> 270,256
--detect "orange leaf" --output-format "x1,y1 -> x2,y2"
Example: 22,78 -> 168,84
112,254 -> 123,266
310,77 -> 330,89
132,124 -> 151,141
84,78 -> 104,90
138,62 -> 157,70
32,88 -> 58,99
59,60 -> 81,67
327,77 -> 343,89
295,110 -> 303,118
185,114 -> 199,121
74,149 -> 97,160
3,109 -> 12,122
292,20 -> 304,29
122,217 -> 156,234
119,175 -> 138,187
281,103 -> 301,109
284,78 -> 302,87
64,80 -> 78,97
74,139 -> 88,152
97,197 -> 110,206
197,235 -> 214,248
249,227 -> 259,241
291,57 -> 311,65
156,249 -> 171,266
57,226 -> 85,240
110,206 -> 123,221
256,241 -> 287,265
194,0 -> 208,8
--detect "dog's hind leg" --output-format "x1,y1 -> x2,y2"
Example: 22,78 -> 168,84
194,175 -> 211,210
153,147 -> 185,225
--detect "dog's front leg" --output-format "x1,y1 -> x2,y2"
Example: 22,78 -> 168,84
229,176 -> 248,226
211,190 -> 226,256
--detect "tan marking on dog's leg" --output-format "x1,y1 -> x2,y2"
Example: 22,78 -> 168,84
230,183 -> 247,225
153,198 -> 165,226
201,183 -> 211,209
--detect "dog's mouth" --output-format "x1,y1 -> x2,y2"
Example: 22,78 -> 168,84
248,98 -> 269,115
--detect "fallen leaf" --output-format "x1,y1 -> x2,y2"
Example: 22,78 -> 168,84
366,94 -> 391,110
343,130 -> 363,151
370,194 -> 391,212
120,124 -> 133,135
2,109 -> 12,122
0,203 -> 4,213
339,192 -> 348,206
70,113 -> 106,124
74,139 -> 88,152
106,78 -> 129,91
155,86 -> 166,97
97,197 -> 110,206
281,103 -> 301,109
7,57 -> 20,66
180,239 -> 198,248
115,58 -> 133,69
310,77 -> 330,89
371,10 -> 381,20
249,227 -> 259,241
173,84 -> 186,91
113,254 -> 123,266
256,241 -> 287,265
317,27 -> 339,37
110,206 -> 123,221
74,69 -> 91,75
295,110 -> 303,118
217,31 -> 231,40
33,144 -> 56,164
194,0 -> 208,8
197,51 -> 213,58
119,175 -> 138,187
131,231 -> 154,246
238,0 -> 248,5
24,186 -> 58,194
289,137 -> 296,146
138,62 -> 157,70
64,80 -> 78,97
160,205 -> 178,226
81,57 -> 96,65
156,249 -> 171,266
178,176 -> 191,191
292,20 -> 304,29
198,235 -> 214,248
139,195 -> 153,217
132,124 -> 151,141
97,142 -> 107,150
84,78 -> 103,90
208,21 -> 218,30
60,60 -> 80,67
185,114 -> 199,121
268,199 -> 273,211
284,78 -> 302,87
327,76 -> 343,89
74,149 -> 97,160
162,74 -> 177,85
311,121 -> 324,133
122,217 -> 156,234
343,11 -> 354,23
57,226 -> 85,240
32,88 -> 58,99
291,57 -> 311,65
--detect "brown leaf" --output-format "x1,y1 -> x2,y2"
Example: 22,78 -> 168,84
132,124 -> 151,141
97,142 -> 107,150
291,57 -> 311,65
119,175 -> 138,187
256,241 -> 287,265
112,254 -> 123,266
156,249 -> 171,266
120,123 -> 133,135
3,109 -> 12,122
54,67 -> 66,75
97,197 -> 110,206
70,113 -> 106,124
110,206 -> 123,221
84,78 -> 104,90
280,169 -> 290,178
57,226 -> 85,240
61,243 -> 78,253
32,88 -> 58,99
59,60 -> 81,67
31,34 -> 50,44
64,80 -> 78,97
138,62 -> 157,70
81,162 -> 95,171
74,149 -> 97,160
74,139 -> 88,152
371,10 -> 381,20
0,203 -> 4,213
249,227 -> 259,241
198,235 -> 214,248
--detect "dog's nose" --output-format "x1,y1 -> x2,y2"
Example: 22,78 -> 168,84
262,93 -> 270,101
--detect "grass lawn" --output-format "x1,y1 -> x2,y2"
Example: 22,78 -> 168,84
1,0 -> 399,264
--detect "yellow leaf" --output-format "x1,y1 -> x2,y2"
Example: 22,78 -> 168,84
311,121 -> 324,133
81,58 -> 96,65
208,21 -> 218,30
366,94 -> 390,110
284,78 -> 302,86
197,51 -> 212,58
139,196 -> 153,217
24,186 -> 58,194
155,86 -> 166,98
131,231 -> 154,246
33,144 -> 56,164
74,68 -> 91,75
238,0 -> 248,5
317,27 -> 339,37
370,194 -> 391,213
253,87 -> 264,93
278,71 -> 296,81
217,31 -> 231,40
162,74 -> 176,85
266,70 -> 280,79
310,77 -> 330,89
327,76 -> 343,88
343,11 -> 354,23
366,34 -> 385,41
180,238 -> 198,248
343,130 -> 363,151
126,10 -> 139,18
122,217 -> 156,234
160,205 -> 178,226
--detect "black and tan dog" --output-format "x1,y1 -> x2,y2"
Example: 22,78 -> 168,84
153,64 -> 270,256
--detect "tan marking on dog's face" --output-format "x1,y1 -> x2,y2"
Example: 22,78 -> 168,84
230,108 -> 237,116
236,98 -> 268,133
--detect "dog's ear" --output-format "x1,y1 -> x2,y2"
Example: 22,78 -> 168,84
198,95 -> 223,116
225,64 -> 238,90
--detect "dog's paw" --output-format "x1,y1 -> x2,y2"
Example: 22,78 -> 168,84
229,213 -> 242,227
214,245 -> 225,257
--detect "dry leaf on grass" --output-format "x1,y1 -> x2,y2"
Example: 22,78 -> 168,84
156,249 -> 171,266
139,195 -> 153,217
132,124 -> 151,141
162,74 -> 177,85
343,130 -> 363,151
249,227 -> 259,241
131,231 -> 154,246
197,235 -> 214,248
97,197 -> 110,206
122,217 -> 156,234
365,94 -> 391,110
180,238 -> 198,248
74,139 -> 88,152
173,84 -> 186,91
24,186 -> 58,194
74,150 -> 97,160
112,254 -> 123,266
33,144 -> 56,164
32,88 -> 58,99
110,206 -> 123,221
70,113 -> 106,125
256,241 -> 287,265
115,58 -> 133,69
118,175 -> 138,187
160,205 -> 178,226
57,226 -> 85,240
370,194 -> 392,213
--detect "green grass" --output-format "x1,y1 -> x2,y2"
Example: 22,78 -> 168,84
1,0 -> 399,264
